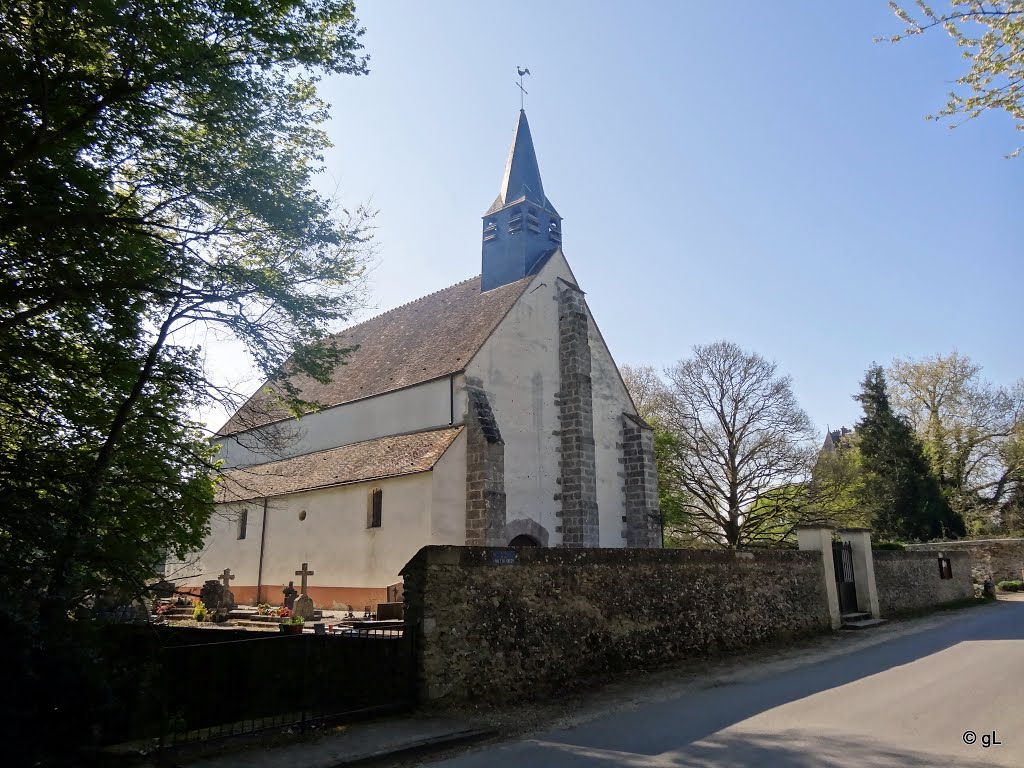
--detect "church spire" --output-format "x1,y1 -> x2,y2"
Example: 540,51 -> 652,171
481,110 -> 562,292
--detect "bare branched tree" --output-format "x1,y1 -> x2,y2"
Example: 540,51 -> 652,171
620,363 -> 671,422
660,341 -> 820,549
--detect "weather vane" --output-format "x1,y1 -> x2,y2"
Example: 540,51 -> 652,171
516,66 -> 530,110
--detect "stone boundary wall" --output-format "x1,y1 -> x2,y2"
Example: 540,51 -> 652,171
906,539 -> 1024,584
873,550 -> 973,617
401,545 -> 830,703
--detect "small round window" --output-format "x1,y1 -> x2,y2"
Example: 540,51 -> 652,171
298,510 -> 307,521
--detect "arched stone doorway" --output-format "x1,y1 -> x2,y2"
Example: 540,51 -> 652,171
508,534 -> 540,547
500,518 -> 549,548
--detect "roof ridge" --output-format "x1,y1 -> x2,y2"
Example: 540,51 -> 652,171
333,274 -> 482,339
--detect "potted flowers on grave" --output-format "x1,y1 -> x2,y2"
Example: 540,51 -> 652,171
192,601 -> 208,622
278,608 -> 304,635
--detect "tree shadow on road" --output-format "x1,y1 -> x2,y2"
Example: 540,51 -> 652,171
523,729 -> 1001,767
444,600 -> 1022,767
539,600 -> 1023,756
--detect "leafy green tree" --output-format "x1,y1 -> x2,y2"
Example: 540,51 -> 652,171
1,1 -> 371,758
804,430 -> 872,529
854,364 -> 964,540
620,364 -> 694,546
883,1 -> 1024,156
888,352 -> 1023,533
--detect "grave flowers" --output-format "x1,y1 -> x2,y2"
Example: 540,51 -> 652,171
279,610 -> 304,635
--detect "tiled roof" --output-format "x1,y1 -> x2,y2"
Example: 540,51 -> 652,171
216,426 -> 464,503
218,274 -> 533,436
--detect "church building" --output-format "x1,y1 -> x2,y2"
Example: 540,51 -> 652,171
172,110 -> 661,609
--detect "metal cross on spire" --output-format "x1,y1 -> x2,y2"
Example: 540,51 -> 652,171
516,66 -> 531,110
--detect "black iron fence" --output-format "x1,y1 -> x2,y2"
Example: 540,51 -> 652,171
161,628 -> 414,746
102,627 -> 415,747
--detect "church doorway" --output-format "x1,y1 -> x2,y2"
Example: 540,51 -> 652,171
508,534 -> 540,547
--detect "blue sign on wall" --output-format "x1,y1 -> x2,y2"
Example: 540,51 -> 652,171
490,549 -> 518,565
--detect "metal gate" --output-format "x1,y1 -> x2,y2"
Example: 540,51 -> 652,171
832,541 -> 858,615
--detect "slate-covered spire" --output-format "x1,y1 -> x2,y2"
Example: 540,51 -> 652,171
481,110 -> 562,292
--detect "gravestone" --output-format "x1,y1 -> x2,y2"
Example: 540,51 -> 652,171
199,580 -> 224,611
282,581 -> 298,610
217,568 -> 236,610
151,579 -> 176,599
293,562 -> 315,621
376,602 -> 404,621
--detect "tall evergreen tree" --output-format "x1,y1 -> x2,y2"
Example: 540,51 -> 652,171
855,365 -> 964,541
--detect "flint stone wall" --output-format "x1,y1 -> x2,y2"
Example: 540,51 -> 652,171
873,550 -> 973,617
906,538 -> 1024,584
401,545 -> 830,703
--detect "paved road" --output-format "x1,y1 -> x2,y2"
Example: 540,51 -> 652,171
435,599 -> 1024,767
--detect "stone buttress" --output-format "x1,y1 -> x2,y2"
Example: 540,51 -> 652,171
555,282 -> 600,547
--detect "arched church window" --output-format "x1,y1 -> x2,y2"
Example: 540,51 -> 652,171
367,488 -> 382,528
237,509 -> 248,540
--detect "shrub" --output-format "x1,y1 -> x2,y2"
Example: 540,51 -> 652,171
996,580 -> 1023,592
872,541 -> 906,551
192,602 -> 208,621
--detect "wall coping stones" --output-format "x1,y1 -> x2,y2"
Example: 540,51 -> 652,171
907,538 -> 1024,546
872,550 -> 970,562
401,544 -> 821,573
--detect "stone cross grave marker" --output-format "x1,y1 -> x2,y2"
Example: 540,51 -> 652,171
218,568 -> 235,589
293,562 -> 315,620
295,562 -> 314,594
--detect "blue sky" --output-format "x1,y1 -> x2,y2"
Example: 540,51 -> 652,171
216,2 -> 1022,434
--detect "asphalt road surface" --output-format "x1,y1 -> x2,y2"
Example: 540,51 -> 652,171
434,599 -> 1024,767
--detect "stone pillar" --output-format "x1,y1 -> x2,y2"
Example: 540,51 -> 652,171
797,525 -> 841,630
464,383 -> 506,546
556,284 -> 599,547
621,414 -> 661,548
839,528 -> 881,618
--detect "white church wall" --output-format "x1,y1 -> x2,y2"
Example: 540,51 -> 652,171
257,472 -> 434,607
172,473 -> 435,608
430,429 -> 468,544
464,253 -> 569,546
165,501 -> 262,594
216,376 -> 456,469
588,311 -> 637,547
